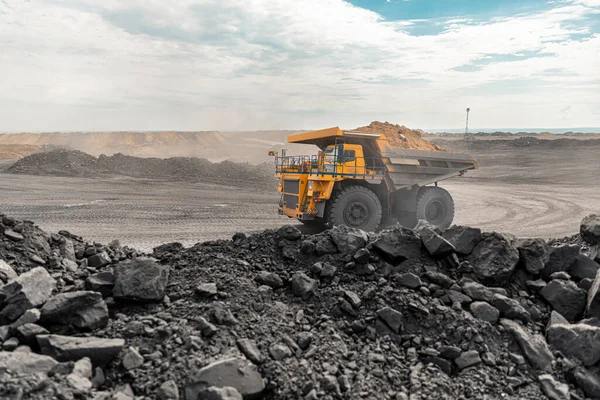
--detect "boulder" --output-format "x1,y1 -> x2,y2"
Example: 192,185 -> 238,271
122,347 -> 144,370
467,232 -> 519,285
377,307 -> 403,333
87,251 -> 111,268
445,289 -> 472,306
491,294 -> 531,323
0,259 -> 17,283
573,367 -> 600,399
37,334 -> 124,366
538,374 -> 570,400
196,283 -> 218,297
570,255 -> 600,281
461,280 -> 495,302
581,214 -> 600,245
540,280 -> 586,322
315,237 -> 338,255
470,302 -> 500,323
500,319 -> 554,372
396,273 -> 422,289
547,322 -> 600,366
585,269 -> 600,319
516,238 -> 550,275
278,225 -> 301,241
40,291 -> 109,330
184,358 -> 264,400
254,271 -> 284,289
4,229 -> 24,242
454,350 -> 481,370
236,339 -> 263,364
372,228 -> 422,263
330,226 -> 368,253
58,237 -> 76,262
0,350 -> 57,376
291,273 -> 318,300
195,386 -> 243,400
0,266 -> 55,322
157,380 -> 180,400
113,257 -> 169,302
15,323 -> 50,347
419,227 -> 455,258
353,248 -> 370,264
85,271 -> 115,297
541,245 -> 581,281
442,226 -> 482,255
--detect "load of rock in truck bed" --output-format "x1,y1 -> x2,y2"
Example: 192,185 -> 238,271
1,213 -> 600,399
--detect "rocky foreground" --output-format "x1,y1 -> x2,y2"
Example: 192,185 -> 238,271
1,215 -> 600,399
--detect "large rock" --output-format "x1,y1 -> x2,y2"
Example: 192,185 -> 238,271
491,294 -> 531,323
87,251 -> 111,268
470,302 -> 499,323
419,227 -> 455,258
59,237 -> 76,262
254,271 -> 284,289
547,322 -> 600,366
329,226 -> 368,254
540,280 -> 586,322
277,225 -> 301,241
0,259 -> 18,283
442,226 -> 482,255
113,257 -> 169,302
461,280 -> 495,302
0,350 -> 58,376
585,269 -> 600,319
85,271 -> 115,298
570,255 -> 600,281
15,323 -> 50,346
184,358 -> 264,400
40,291 -> 109,330
0,266 -> 55,322
467,233 -> 519,285
541,245 -> 581,281
377,307 -> 403,333
573,367 -> 600,399
516,238 -> 550,275
538,374 -> 570,400
500,319 -> 554,372
581,214 -> 600,245
372,228 -> 422,263
291,273 -> 318,300
37,334 -> 124,366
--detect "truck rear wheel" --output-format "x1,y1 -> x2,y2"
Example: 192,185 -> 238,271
327,186 -> 382,232
416,187 -> 454,231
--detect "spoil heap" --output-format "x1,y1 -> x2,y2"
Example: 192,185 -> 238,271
7,150 -> 275,190
348,122 -> 445,152
1,213 -> 600,399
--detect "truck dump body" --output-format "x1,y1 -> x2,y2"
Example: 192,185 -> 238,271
287,127 -> 479,191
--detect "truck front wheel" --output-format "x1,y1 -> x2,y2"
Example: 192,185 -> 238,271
416,187 -> 455,231
327,186 -> 382,232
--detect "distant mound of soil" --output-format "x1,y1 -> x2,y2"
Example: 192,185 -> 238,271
348,121 -> 446,151
431,137 -> 600,151
7,150 -> 276,189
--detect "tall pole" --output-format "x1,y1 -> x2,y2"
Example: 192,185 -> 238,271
465,108 -> 470,134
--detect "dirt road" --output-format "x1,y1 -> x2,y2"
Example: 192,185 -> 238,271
1,139 -> 598,251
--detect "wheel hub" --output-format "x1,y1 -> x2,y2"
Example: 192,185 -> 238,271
425,200 -> 445,224
344,201 -> 369,227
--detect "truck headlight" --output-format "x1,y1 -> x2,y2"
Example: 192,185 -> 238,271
308,182 -> 313,191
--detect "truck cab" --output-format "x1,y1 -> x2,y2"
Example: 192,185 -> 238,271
322,143 -> 366,177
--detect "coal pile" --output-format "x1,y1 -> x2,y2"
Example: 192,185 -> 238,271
7,150 -> 276,190
1,213 -> 600,399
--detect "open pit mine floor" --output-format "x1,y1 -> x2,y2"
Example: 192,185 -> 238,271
0,172 -> 598,253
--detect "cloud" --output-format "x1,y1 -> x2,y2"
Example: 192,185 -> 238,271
0,0 -> 598,131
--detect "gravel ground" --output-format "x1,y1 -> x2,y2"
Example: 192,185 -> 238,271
0,139 -> 599,251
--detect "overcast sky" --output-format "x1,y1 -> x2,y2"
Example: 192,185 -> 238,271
1,0 -> 599,132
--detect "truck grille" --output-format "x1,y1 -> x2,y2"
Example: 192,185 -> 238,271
282,179 -> 300,210
283,194 -> 298,210
283,179 -> 299,194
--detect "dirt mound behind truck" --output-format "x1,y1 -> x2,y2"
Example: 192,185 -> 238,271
348,121 -> 446,152
7,149 -> 276,189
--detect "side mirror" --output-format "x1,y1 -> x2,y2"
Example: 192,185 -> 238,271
268,151 -> 277,156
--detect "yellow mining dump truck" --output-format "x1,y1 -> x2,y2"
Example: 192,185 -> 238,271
270,127 -> 479,232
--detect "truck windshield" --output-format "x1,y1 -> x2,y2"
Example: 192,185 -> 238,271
324,147 -> 337,163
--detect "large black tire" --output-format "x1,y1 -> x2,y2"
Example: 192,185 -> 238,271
416,187 -> 455,231
327,186 -> 382,232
